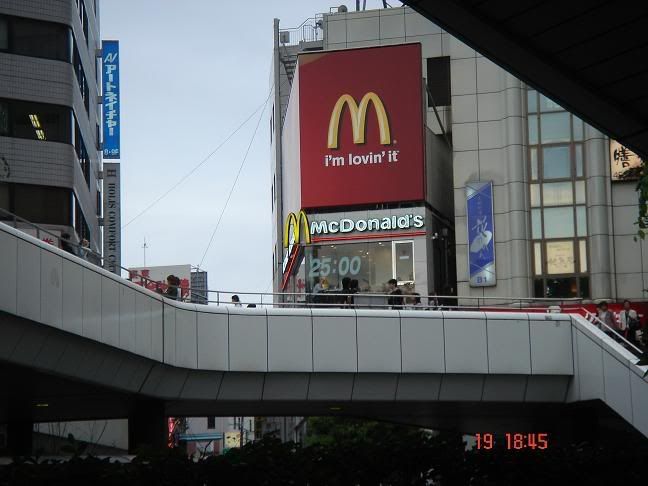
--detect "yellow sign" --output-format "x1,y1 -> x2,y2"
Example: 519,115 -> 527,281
327,92 -> 391,149
283,210 -> 311,248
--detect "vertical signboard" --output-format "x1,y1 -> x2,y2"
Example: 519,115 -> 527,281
466,181 -> 496,287
103,163 -> 121,274
102,40 -> 120,159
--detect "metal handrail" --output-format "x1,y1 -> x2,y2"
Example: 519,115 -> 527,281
581,308 -> 644,356
0,207 -> 102,262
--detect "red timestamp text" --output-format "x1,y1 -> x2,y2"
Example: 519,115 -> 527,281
475,433 -> 549,450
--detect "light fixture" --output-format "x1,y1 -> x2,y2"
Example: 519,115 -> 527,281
329,406 -> 342,411
29,114 -> 41,129
36,129 -> 46,140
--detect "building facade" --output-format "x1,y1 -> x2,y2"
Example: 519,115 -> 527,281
0,0 -> 103,254
271,5 -> 646,304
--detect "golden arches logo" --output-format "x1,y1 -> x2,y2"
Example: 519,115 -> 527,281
327,92 -> 391,149
283,210 -> 311,248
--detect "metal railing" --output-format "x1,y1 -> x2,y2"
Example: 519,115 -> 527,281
278,15 -> 323,46
581,308 -> 645,358
137,285 -> 584,312
0,207 -> 102,266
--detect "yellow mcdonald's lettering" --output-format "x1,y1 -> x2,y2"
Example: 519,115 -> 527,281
283,210 -> 311,248
327,92 -> 391,149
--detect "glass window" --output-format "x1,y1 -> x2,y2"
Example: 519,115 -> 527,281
528,116 -> 538,145
0,100 -> 8,135
579,276 -> 590,298
0,17 -> 8,50
12,16 -> 70,62
542,145 -> 571,179
532,209 -> 542,239
306,241 -> 396,293
572,116 -> 584,141
7,99 -> 71,143
394,241 -> 415,284
530,147 -> 538,180
426,57 -> 451,107
575,181 -> 586,204
0,182 -> 9,211
546,240 -> 574,274
543,182 -> 573,206
207,417 -> 215,430
533,278 -> 544,298
543,207 -> 574,238
576,205 -> 587,237
538,94 -> 562,112
579,239 -> 588,273
534,242 -> 542,275
13,183 -> 72,225
575,144 -> 583,177
540,112 -> 571,143
545,277 -> 578,298
530,183 -> 540,207
527,90 -> 537,113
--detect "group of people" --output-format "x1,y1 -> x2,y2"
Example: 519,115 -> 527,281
596,300 -> 645,348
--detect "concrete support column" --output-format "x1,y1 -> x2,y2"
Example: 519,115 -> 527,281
128,399 -> 167,453
585,124 -> 613,300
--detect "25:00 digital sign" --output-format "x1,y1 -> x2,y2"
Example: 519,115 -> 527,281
308,256 -> 362,278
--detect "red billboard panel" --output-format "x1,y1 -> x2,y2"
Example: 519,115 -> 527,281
298,44 -> 425,209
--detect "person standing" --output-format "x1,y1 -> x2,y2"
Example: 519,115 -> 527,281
164,275 -> 180,300
619,300 -> 640,345
231,295 -> 242,307
387,278 -> 403,310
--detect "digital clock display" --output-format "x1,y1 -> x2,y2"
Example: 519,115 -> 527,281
475,433 -> 549,450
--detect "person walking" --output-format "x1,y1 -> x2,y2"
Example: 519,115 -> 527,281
619,300 -> 641,346
387,278 -> 404,310
597,301 -> 618,339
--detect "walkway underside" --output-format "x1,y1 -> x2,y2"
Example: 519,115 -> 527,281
0,311 -> 629,436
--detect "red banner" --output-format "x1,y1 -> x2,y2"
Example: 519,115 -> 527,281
298,44 -> 425,209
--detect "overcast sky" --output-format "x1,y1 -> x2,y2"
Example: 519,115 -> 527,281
101,1 -> 396,295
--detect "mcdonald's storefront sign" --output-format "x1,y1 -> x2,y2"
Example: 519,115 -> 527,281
298,44 -> 425,210
283,210 -> 311,248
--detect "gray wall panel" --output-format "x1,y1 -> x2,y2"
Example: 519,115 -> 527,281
400,314 -> 445,373
268,314 -> 313,372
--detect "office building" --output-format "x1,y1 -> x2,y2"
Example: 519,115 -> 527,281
0,0 -> 103,253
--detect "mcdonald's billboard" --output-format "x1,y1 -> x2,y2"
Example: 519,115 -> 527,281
298,44 -> 425,209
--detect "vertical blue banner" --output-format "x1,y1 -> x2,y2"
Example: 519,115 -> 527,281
102,40 -> 120,159
466,181 -> 496,287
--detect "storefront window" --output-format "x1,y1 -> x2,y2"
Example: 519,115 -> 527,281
305,240 -> 415,293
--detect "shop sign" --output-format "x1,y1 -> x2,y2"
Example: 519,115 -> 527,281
610,140 -> 642,181
467,181 -> 496,287
310,214 -> 423,236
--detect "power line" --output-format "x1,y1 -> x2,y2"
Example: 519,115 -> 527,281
198,98 -> 269,268
121,99 -> 267,230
